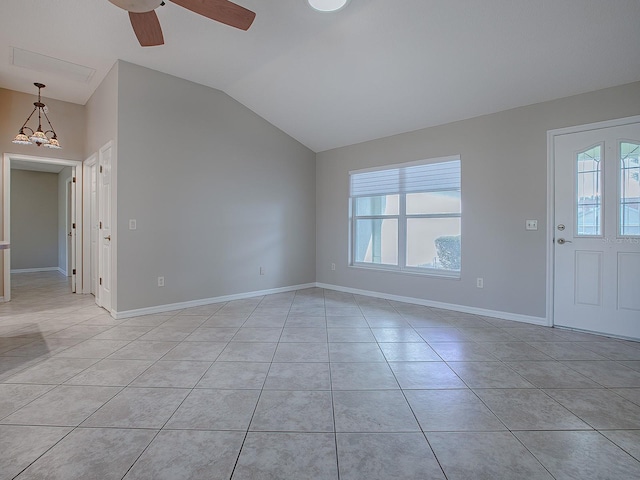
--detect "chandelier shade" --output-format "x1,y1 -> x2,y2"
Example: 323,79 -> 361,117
12,83 -> 62,149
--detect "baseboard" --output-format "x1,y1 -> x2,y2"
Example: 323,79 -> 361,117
112,282 -> 317,319
58,267 -> 68,276
316,282 -> 548,326
10,267 -> 60,274
111,280 -> 547,326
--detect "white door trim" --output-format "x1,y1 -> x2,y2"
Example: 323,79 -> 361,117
546,114 -> 640,328
83,153 -> 98,295
97,141 -> 115,314
2,153 -> 83,301
66,177 -> 74,277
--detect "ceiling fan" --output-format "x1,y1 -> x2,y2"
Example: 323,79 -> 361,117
108,0 -> 256,47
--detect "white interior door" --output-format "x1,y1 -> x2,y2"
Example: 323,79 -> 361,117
90,162 -> 98,295
97,143 -> 112,311
554,121 -> 640,339
66,180 -> 73,277
70,173 -> 77,292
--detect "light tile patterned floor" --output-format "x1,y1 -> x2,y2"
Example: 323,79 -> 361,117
1,271 -> 640,479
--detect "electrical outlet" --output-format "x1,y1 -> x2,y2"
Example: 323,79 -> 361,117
129,219 -> 137,230
157,276 -> 164,287
476,277 -> 484,289
331,263 -> 336,271
525,219 -> 538,230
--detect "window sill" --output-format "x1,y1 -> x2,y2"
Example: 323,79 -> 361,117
348,263 -> 461,280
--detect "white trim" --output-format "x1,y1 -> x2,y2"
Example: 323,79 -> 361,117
349,154 -> 461,175
2,156 -> 10,302
83,153 -> 98,295
72,164 -> 82,292
545,125 -> 556,327
10,267 -> 60,274
2,153 -> 84,302
65,176 -> 73,279
107,279 -> 547,325
112,283 -> 317,319
97,141 -> 115,311
546,115 -> 640,330
316,282 -> 547,326
348,263 -> 461,279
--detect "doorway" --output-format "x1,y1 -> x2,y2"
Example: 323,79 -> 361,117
81,142 -> 113,312
66,178 -> 73,277
2,153 -> 83,302
548,116 -> 640,340
83,154 -> 98,296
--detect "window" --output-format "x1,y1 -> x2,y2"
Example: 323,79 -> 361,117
349,156 -> 461,276
576,144 -> 602,236
620,141 -> 640,236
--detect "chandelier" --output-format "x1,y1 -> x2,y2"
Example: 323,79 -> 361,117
12,82 -> 61,149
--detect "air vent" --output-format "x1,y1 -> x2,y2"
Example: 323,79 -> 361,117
11,47 -> 96,83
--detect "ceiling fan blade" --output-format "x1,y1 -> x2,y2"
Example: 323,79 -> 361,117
170,0 -> 255,31
129,10 -> 165,46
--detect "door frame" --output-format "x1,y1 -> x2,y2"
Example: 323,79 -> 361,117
96,141 -> 115,313
2,153 -> 83,301
546,114 -> 640,328
66,177 -> 73,277
82,153 -> 98,295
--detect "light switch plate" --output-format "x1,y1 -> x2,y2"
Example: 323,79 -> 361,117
525,219 -> 538,231
129,219 -> 137,230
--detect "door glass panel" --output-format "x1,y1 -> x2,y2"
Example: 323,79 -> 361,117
620,141 -> 640,236
576,145 -> 602,236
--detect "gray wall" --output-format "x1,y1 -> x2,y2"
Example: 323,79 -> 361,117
115,62 -> 317,312
0,87 -> 86,293
0,88 -> 87,162
85,62 -> 118,299
85,63 -> 118,157
10,169 -> 58,270
316,81 -> 640,319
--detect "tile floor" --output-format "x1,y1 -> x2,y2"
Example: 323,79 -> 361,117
1,271 -> 640,479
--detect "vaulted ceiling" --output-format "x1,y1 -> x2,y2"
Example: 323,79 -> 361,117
1,0 -> 639,152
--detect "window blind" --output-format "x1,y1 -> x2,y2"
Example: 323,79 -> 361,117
350,159 -> 460,197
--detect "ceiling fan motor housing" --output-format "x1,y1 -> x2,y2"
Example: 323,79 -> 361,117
108,0 -> 164,13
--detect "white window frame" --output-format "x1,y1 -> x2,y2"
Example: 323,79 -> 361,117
349,155 -> 461,278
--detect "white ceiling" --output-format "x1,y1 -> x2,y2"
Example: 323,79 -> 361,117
1,0 -> 639,152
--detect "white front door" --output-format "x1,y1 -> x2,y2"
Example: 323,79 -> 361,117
97,143 -> 113,311
554,121 -> 640,339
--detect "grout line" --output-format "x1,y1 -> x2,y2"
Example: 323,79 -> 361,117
228,291 -> 294,479
3,276 -> 640,479
322,290 -> 342,480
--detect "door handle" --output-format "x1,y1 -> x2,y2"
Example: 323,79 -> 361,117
104,235 -> 111,241
557,238 -> 572,245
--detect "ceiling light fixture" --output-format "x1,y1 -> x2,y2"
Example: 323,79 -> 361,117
12,83 -> 61,149
308,0 -> 349,12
